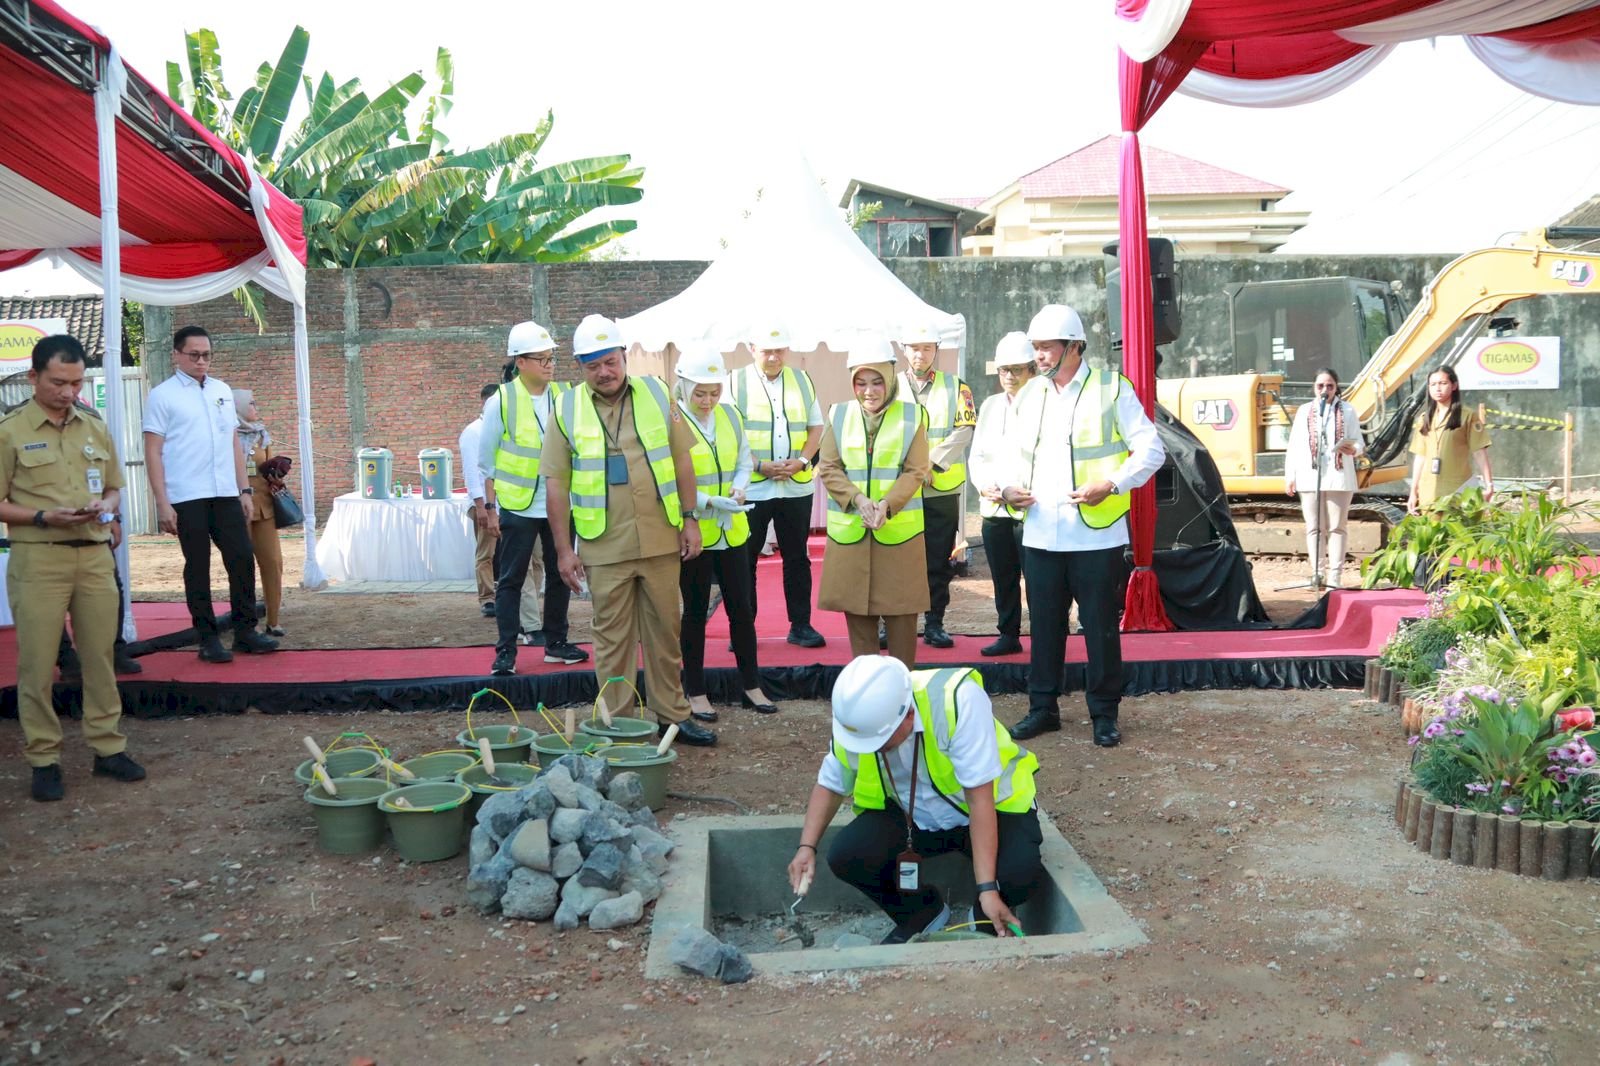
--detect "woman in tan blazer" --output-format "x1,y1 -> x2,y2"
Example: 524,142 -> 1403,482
815,333 -> 930,670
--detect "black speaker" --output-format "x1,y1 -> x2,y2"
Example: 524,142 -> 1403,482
1104,238 -> 1180,348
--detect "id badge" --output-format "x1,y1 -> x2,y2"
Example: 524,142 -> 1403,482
897,850 -> 920,892
86,467 -> 104,495
605,453 -> 630,485
1430,457 -> 1441,475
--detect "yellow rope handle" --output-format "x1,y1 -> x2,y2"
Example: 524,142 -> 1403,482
464,687 -> 523,740
1484,407 -> 1567,426
534,701 -> 568,737
593,675 -> 647,724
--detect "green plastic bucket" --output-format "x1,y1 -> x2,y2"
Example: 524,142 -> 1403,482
378,783 -> 470,863
531,733 -> 612,770
602,743 -> 678,811
455,762 -> 540,818
399,750 -> 479,782
454,723 -> 533,763
578,717 -> 656,743
303,777 -> 393,855
294,747 -> 383,786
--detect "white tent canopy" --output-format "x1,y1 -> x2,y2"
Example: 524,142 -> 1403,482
620,154 -> 965,356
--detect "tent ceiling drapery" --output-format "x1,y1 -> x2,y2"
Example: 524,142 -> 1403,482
1111,0 -> 1600,631
0,0 -> 322,636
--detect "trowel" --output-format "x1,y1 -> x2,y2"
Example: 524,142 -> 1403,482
785,871 -> 815,948
478,737 -> 511,786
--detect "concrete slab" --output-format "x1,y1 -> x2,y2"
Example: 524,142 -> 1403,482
645,813 -> 1146,978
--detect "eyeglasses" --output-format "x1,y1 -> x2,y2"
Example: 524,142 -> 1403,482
1314,383 -> 1339,391
997,366 -> 1032,376
518,354 -> 555,366
179,350 -> 213,360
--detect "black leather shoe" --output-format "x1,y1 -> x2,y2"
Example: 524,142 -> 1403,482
480,602 -> 497,618
922,623 -> 955,649
114,649 -> 144,674
233,630 -> 279,654
1093,720 -> 1122,748
980,635 -> 1023,657
491,649 -> 517,676
662,718 -> 717,747
690,707 -> 719,723
31,764 -> 63,802
878,622 -> 889,650
1009,708 -> 1061,740
198,636 -> 234,664
740,694 -> 780,715
93,752 -> 146,782
786,624 -> 826,649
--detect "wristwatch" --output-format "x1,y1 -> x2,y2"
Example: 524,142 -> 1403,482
240,487 -> 254,495
32,509 -> 47,528
1108,482 -> 1123,496
975,880 -> 1001,896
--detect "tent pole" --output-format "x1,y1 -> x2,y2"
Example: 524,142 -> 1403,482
293,299 -> 326,588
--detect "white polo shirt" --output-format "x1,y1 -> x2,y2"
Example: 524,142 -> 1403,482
143,368 -> 243,504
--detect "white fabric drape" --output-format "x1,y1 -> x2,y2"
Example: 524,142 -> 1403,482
49,247 -> 276,303
1114,0 -> 1193,63
1465,34 -> 1600,103
1178,44 -> 1396,106
291,299 -> 326,587
1341,0 -> 1600,44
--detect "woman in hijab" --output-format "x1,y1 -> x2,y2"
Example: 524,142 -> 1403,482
234,389 -> 285,636
815,332 -> 931,669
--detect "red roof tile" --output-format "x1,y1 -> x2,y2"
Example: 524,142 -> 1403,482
1016,135 -> 1288,199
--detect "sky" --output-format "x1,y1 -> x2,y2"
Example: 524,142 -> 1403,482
2,0 -> 1598,297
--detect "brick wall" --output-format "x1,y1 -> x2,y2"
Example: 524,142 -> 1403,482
154,262 -> 708,517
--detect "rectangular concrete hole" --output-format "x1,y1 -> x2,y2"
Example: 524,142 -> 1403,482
646,814 -> 1147,977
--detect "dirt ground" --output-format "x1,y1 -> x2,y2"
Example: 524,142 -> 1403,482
6,528 -> 1596,1064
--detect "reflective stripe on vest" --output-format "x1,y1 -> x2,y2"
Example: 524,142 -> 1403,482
493,379 -> 567,512
831,667 -> 1038,816
556,375 -> 682,541
908,370 -> 966,492
682,400 -> 749,549
1016,368 -> 1132,530
824,400 -> 925,546
732,365 -> 815,484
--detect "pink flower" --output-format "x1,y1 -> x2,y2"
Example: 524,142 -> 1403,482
1557,707 -> 1596,731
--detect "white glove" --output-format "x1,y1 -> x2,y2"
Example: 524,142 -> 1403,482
705,495 -> 753,514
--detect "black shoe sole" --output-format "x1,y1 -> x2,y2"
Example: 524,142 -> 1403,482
690,709 -> 719,722
786,633 -> 826,648
923,637 -> 955,649
1094,734 -> 1122,747
1010,720 -> 1061,740
233,643 -> 278,655
198,652 -> 234,664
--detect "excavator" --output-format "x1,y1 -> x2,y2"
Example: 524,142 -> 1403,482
1153,228 -> 1600,554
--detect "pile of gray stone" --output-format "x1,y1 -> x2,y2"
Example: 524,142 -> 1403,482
465,753 -> 673,931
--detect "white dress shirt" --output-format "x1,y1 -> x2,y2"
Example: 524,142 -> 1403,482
739,365 -> 824,503
458,417 -> 486,502
1008,362 -> 1165,553
142,368 -> 243,504
1285,399 -> 1363,493
970,390 -> 1020,519
682,400 -> 754,552
816,681 -> 1003,832
480,386 -> 553,518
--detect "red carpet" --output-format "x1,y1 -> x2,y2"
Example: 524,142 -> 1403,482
1,537 -> 1422,717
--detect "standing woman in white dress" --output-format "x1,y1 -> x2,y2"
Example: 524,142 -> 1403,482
1285,367 -> 1363,587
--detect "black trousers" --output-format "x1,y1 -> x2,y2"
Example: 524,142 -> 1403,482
922,493 -> 961,624
495,509 -> 570,654
981,516 -> 1026,639
826,804 -> 1044,927
745,494 -> 813,628
174,497 -> 257,638
1023,544 -> 1127,722
680,541 -> 759,695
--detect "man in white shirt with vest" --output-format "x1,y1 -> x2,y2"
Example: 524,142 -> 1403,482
729,324 -> 826,649
481,321 -> 588,675
999,305 -> 1164,747
968,331 -> 1036,658
898,320 -> 976,649
460,382 -> 501,618
142,325 -> 277,663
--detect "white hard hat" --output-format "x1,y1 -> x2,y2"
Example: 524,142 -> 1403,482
844,331 -> 897,371
900,319 -> 942,346
752,323 -> 791,349
993,331 -> 1036,368
1026,304 -> 1086,343
831,655 -> 915,754
573,314 -> 625,360
674,341 -> 728,386
507,320 -> 555,356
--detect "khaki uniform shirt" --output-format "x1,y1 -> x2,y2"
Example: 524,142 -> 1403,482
0,399 -> 123,544
1408,409 -> 1490,506
542,381 -> 697,565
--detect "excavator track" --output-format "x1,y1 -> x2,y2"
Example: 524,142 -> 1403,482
1230,495 -> 1406,557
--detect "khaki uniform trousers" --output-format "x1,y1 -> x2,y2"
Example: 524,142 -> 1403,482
7,542 -> 126,767
587,552 -> 690,725
470,503 -> 496,605
249,517 -> 283,628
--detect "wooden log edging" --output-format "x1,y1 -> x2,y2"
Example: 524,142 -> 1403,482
1394,781 -> 1599,879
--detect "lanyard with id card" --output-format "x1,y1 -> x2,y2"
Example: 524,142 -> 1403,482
877,734 -> 922,892
85,445 -> 103,495
600,394 -> 631,485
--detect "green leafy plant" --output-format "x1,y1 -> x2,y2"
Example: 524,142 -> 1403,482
1449,694 -> 1566,804
1378,616 -> 1457,684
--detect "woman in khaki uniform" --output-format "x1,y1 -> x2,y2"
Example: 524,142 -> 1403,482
234,389 -> 285,635
816,333 -> 930,670
1406,366 -> 1493,513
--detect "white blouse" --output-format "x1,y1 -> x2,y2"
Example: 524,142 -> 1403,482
1285,398 -> 1363,494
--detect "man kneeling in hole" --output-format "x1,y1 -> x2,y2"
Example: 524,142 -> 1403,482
788,656 -> 1044,944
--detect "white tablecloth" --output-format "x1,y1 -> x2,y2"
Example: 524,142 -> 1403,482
0,551 -> 11,626
315,491 -> 475,582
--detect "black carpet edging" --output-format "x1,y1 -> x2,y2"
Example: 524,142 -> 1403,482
3,655 -> 1362,719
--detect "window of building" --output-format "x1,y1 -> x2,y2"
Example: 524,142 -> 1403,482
876,218 -> 957,257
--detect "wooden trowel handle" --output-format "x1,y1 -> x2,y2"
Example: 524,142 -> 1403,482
478,737 -> 497,776
303,736 -> 326,764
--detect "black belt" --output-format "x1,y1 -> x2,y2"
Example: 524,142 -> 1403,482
37,539 -> 104,548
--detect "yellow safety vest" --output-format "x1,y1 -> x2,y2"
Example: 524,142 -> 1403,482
906,370 -> 967,492
682,401 -> 749,550
555,375 -> 682,541
731,365 -> 816,484
492,378 -> 568,512
1015,368 -> 1132,529
824,400 -> 925,546
832,667 -> 1038,816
